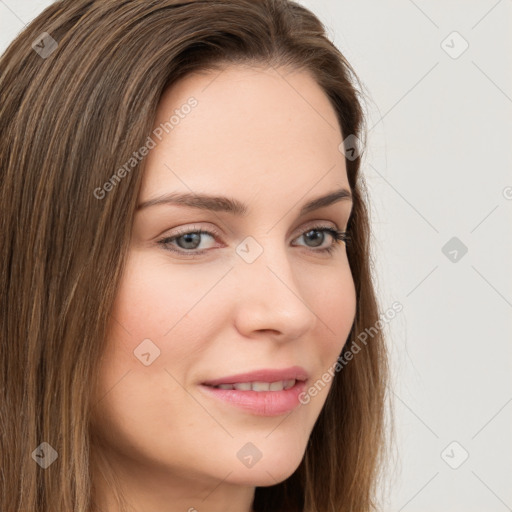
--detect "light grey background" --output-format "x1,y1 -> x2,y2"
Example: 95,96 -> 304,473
1,1 -> 511,511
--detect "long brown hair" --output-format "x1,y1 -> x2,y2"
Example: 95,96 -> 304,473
0,1 -> 392,510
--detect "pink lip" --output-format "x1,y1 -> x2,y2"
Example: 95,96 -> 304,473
199,380 -> 307,416
201,365 -> 309,386
199,366 -> 309,416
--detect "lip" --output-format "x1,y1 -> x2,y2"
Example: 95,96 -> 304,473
199,380 -> 307,416
199,366 -> 309,417
200,365 -> 309,386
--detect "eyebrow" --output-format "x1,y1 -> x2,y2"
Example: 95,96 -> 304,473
136,187 -> 352,216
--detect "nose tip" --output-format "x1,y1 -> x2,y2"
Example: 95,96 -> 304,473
231,253 -> 318,341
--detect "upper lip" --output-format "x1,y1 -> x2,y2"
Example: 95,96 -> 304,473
201,365 -> 309,386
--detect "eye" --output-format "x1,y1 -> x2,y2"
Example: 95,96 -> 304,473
292,225 -> 349,255
158,225 -> 219,255
157,224 -> 350,258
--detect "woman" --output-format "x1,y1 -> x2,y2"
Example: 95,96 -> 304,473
0,1 -> 391,510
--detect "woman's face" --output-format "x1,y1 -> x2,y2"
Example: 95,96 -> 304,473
91,64 -> 356,506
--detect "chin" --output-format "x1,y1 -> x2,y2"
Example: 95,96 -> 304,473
224,449 -> 304,487
229,468 -> 299,488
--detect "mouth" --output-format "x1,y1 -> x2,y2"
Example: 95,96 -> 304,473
205,379 -> 298,392
201,365 -> 308,387
199,366 -> 308,416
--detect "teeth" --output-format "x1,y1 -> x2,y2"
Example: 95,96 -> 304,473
283,379 -> 295,390
252,381 -> 270,392
233,382 -> 252,391
269,381 -> 284,391
213,379 -> 296,391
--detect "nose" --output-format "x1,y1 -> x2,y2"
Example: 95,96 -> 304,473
231,240 -> 319,342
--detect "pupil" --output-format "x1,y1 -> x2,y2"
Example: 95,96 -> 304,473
179,233 -> 200,249
305,230 -> 323,247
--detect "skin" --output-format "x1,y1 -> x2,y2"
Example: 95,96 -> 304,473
90,63 -> 356,512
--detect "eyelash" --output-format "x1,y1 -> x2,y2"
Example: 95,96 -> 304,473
157,224 -> 350,258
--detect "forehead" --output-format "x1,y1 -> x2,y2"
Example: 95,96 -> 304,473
140,64 -> 349,203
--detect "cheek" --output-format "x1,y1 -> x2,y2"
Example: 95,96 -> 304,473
300,263 -> 356,407
274,285 -> 354,457
89,250 -> 217,462
108,250 -> 230,352
324,270 -> 356,329
308,262 -> 356,350
92,250 -> 234,418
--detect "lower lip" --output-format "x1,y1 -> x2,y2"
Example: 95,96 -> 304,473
199,380 -> 307,416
